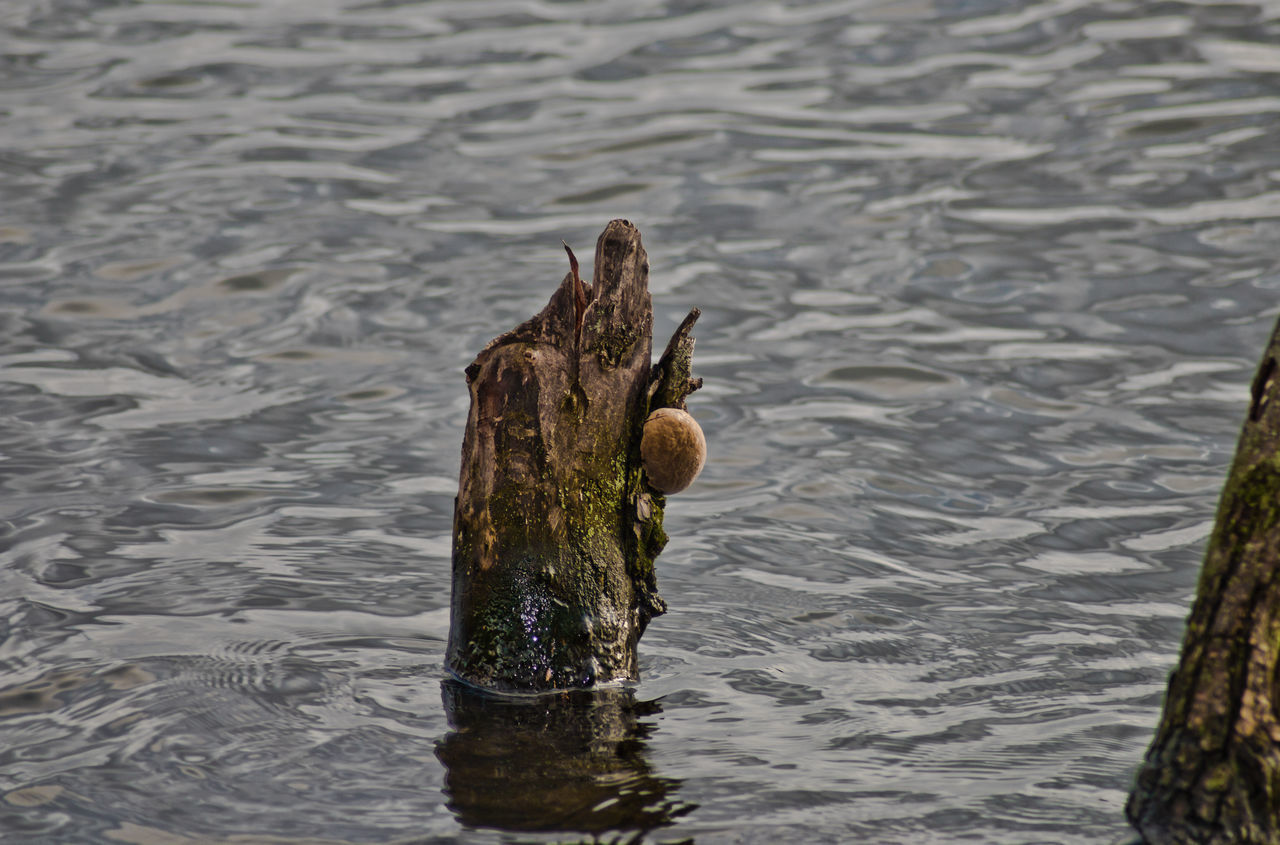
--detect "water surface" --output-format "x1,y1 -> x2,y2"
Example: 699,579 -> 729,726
3,0 -> 1280,842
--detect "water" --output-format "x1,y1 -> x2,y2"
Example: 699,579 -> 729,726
3,0 -> 1279,841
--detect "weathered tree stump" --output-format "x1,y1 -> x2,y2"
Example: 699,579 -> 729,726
1128,313 -> 1280,843
446,219 -> 702,692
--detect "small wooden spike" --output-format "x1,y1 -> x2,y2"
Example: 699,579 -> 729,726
564,240 -> 587,344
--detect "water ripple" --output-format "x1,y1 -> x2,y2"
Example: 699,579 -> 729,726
2,0 -> 1278,841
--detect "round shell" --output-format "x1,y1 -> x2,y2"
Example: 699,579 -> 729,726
640,408 -> 706,494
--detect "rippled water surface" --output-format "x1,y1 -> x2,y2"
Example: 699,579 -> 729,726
4,0 -> 1280,841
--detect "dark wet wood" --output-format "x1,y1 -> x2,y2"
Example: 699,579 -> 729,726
446,220 -> 700,692
1128,313 -> 1280,843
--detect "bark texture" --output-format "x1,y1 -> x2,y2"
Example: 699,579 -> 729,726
446,219 -> 700,691
1128,313 -> 1280,843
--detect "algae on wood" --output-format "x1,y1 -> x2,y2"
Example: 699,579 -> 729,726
1128,313 -> 1280,843
446,219 -> 701,692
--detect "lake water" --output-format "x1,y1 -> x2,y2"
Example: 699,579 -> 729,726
3,0 -> 1280,842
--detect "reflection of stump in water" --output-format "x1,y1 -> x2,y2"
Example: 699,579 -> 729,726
436,680 -> 693,836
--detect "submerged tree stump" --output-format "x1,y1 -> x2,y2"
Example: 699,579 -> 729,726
1128,313 -> 1280,843
446,219 -> 702,692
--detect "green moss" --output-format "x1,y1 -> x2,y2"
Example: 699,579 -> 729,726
452,322 -> 689,688
1202,461 -> 1280,598
454,396 -> 648,689
594,324 -> 640,368
652,342 -> 696,410
1203,761 -> 1234,793
1231,462 -> 1280,530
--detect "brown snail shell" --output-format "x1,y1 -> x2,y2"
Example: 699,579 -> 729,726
640,407 -> 706,494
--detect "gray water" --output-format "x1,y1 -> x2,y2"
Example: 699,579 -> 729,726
3,0 -> 1279,842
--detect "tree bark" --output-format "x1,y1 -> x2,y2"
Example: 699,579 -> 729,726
1128,313 -> 1280,843
446,219 -> 701,692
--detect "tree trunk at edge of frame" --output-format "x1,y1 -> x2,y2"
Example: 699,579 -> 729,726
445,219 -> 702,692
1128,312 -> 1280,843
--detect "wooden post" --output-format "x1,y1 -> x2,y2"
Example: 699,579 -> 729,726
446,220 -> 702,692
1128,313 -> 1280,843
